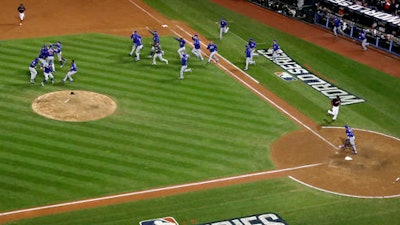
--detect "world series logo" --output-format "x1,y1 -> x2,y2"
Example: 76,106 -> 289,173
197,213 -> 288,225
140,217 -> 179,225
257,49 -> 366,105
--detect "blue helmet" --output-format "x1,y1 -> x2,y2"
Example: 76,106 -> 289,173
345,125 -> 349,129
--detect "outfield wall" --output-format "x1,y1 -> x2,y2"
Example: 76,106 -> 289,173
248,0 -> 400,56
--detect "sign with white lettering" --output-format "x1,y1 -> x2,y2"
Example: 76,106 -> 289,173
258,49 -> 365,105
198,213 -> 288,225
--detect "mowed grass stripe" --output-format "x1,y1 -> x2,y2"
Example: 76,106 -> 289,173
0,33 -> 294,210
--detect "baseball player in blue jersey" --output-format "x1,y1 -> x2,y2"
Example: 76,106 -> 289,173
134,33 -> 144,61
248,38 -> 257,62
179,54 -> 192,80
38,45 -> 48,68
219,18 -> 229,40
191,34 -> 204,61
358,30 -> 368,50
174,37 -> 186,58
29,58 -> 39,84
41,63 -> 55,86
62,59 -> 78,83
333,17 -> 345,37
341,125 -> 357,155
52,41 -> 67,68
147,28 -> 160,57
271,40 -> 280,62
206,41 -> 219,64
244,45 -> 255,71
129,30 -> 139,56
152,43 -> 168,65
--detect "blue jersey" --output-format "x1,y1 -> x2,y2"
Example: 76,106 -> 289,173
52,43 -> 62,53
248,39 -> 256,49
174,37 -> 185,47
207,43 -> 217,52
359,31 -> 366,40
345,126 -> 355,138
150,31 -> 159,44
273,43 -> 279,51
130,32 -> 138,43
192,36 -> 201,49
333,18 -> 341,27
245,46 -> 251,58
135,35 -> 143,46
44,65 -> 53,73
70,62 -> 78,72
38,51 -> 47,59
181,54 -> 189,66
220,19 -> 227,28
30,59 -> 38,68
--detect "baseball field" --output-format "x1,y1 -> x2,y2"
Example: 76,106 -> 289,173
0,0 -> 399,224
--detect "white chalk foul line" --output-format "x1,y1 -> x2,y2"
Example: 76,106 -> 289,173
289,176 -> 400,199
0,163 -> 322,217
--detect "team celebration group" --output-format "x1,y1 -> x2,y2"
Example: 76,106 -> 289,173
128,18 -> 280,79
28,41 -> 78,86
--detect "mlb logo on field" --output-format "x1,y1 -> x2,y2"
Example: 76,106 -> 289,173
140,217 -> 179,225
274,72 -> 297,81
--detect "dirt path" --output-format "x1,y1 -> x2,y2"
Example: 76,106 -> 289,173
1,0 -> 399,223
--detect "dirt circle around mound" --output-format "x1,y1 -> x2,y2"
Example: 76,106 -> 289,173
271,128 -> 400,197
32,90 -> 117,122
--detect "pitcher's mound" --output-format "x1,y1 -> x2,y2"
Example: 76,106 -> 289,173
32,90 -> 117,122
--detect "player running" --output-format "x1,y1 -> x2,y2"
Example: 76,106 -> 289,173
52,41 -> 67,68
62,59 -> 78,83
327,95 -> 341,121
272,40 -> 280,62
179,54 -> 192,80
152,43 -> 168,65
173,37 -> 186,58
191,34 -> 204,61
206,41 -> 219,64
219,18 -> 229,40
341,125 -> 357,155
358,30 -> 368,50
147,28 -> 160,58
17,3 -> 25,26
29,58 -> 39,84
129,30 -> 139,57
133,33 -> 144,61
248,38 -> 257,62
41,63 -> 55,86
333,17 -> 345,37
244,45 -> 255,71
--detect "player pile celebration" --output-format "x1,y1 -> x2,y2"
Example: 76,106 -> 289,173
28,41 -> 78,86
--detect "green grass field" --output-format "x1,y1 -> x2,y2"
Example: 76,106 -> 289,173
0,0 -> 399,224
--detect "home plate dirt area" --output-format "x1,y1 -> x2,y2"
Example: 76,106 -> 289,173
1,0 -> 400,223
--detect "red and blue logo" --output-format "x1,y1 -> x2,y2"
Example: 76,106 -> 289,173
274,72 -> 297,81
140,217 -> 179,225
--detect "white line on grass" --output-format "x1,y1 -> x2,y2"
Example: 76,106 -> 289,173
289,176 -> 400,199
0,163 -> 323,217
